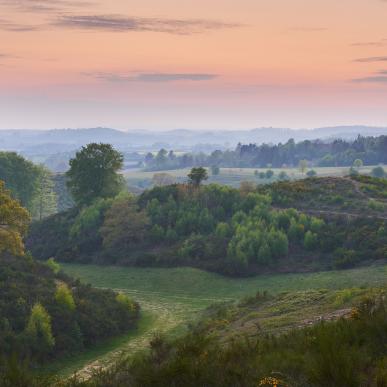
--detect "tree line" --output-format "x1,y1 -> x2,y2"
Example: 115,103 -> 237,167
143,135 -> 387,170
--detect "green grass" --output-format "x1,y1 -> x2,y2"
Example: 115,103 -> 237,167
55,263 -> 387,379
124,165 -> 386,189
63,263 -> 387,300
42,311 -> 156,378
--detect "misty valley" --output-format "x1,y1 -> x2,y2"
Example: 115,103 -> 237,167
0,132 -> 387,386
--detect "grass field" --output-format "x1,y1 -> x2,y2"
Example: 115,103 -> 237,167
124,165 -> 386,190
51,263 -> 387,379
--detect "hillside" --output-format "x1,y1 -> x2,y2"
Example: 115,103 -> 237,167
0,254 -> 140,367
61,280 -> 387,387
0,177 -> 140,381
27,175 -> 387,276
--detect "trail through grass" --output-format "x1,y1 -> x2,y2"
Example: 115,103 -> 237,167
56,263 -> 387,379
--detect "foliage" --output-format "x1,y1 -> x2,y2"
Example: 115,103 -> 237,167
28,175 -> 387,276
298,159 -> 308,173
0,254 -> 139,365
31,166 -> 58,220
144,135 -> 387,170
46,257 -> 61,274
187,167 -> 208,186
55,283 -> 76,311
101,193 -> 149,255
66,143 -> 124,206
353,158 -> 364,169
25,303 -> 55,361
0,152 -> 41,211
69,293 -> 387,387
0,153 -> 58,219
0,180 -> 30,256
372,166 -> 385,178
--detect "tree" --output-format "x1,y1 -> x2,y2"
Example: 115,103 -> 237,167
304,230 -> 318,250
265,170 -> 274,179
25,303 -> 55,361
66,143 -> 124,206
46,257 -> 61,274
55,283 -> 76,311
32,166 -> 57,220
101,194 -> 149,251
116,293 -> 136,312
211,165 -> 220,176
188,167 -> 208,187
155,149 -> 168,166
0,180 -> 30,256
353,159 -> 364,170
298,160 -> 308,174
0,152 -> 41,211
372,166 -> 385,178
306,169 -> 317,177
240,181 -> 256,196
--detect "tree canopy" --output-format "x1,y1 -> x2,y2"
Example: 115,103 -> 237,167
0,180 -> 30,256
66,143 -> 124,206
188,167 -> 208,187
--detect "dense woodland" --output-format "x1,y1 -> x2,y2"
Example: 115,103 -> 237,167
0,254 -> 139,364
28,174 -> 387,276
144,135 -> 387,170
0,155 -> 140,370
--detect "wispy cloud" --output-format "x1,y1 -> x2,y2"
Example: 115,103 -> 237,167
84,72 -> 219,83
54,15 -> 241,35
352,76 -> 387,83
0,0 -> 93,13
354,56 -> 387,63
0,18 -> 40,31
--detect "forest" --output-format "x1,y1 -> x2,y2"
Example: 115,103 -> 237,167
144,135 -> 387,171
28,172 -> 387,276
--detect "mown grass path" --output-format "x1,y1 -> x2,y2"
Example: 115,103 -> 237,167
53,264 -> 387,380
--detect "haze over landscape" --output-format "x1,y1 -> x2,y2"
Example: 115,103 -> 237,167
1,2 -> 387,386
1,0 -> 387,130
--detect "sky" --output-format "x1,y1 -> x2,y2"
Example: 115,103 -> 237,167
0,0 -> 387,130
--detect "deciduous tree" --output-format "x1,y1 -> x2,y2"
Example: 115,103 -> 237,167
66,143 -> 124,206
0,180 -> 30,256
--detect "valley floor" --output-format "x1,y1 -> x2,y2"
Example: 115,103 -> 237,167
52,263 -> 387,380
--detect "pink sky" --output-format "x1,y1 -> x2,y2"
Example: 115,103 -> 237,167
0,0 -> 387,130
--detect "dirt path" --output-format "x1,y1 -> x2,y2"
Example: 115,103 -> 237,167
69,292 -> 215,381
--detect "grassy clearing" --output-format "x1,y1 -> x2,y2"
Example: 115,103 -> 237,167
124,165 -> 386,189
63,263 -> 387,299
56,263 -> 387,379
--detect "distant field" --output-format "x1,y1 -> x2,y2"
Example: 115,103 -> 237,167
54,263 -> 387,379
124,165 -> 386,189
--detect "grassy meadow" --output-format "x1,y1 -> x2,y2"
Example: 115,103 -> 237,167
52,263 -> 387,379
124,165 -> 386,189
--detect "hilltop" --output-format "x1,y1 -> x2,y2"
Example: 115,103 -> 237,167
27,175 -> 387,276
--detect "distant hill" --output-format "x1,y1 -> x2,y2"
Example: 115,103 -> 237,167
1,126 -> 387,155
